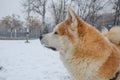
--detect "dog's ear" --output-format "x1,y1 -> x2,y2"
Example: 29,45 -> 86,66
66,6 -> 78,26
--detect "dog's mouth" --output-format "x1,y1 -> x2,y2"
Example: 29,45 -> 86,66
40,41 -> 57,51
45,46 -> 57,51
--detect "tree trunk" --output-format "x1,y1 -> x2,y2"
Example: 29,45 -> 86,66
10,31 -> 13,38
114,0 -> 120,25
14,29 -> 17,38
25,28 -> 29,43
10,28 -> 13,38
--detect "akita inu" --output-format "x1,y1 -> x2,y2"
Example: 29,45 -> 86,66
40,6 -> 120,80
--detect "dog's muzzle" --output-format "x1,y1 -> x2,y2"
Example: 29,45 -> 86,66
39,35 -> 57,51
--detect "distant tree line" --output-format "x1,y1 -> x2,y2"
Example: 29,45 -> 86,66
0,15 -> 42,39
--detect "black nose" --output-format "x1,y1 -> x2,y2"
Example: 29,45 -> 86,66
39,35 -> 43,40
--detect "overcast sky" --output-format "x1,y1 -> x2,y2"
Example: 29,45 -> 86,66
0,0 -> 24,20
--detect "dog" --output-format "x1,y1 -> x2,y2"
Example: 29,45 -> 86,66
103,26 -> 120,50
40,6 -> 120,80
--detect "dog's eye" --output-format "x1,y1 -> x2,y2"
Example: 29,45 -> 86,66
54,32 -> 58,34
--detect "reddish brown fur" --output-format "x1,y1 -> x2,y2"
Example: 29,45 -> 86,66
57,10 -> 120,80
98,47 -> 120,79
58,11 -> 120,80
41,7 -> 120,80
57,20 -> 75,42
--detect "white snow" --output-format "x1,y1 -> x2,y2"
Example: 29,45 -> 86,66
0,39 -> 70,80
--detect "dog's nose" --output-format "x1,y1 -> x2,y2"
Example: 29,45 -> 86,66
39,35 -> 43,40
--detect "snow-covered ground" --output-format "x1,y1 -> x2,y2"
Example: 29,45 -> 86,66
0,39 -> 70,80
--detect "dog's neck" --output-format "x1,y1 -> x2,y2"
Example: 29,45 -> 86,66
60,54 -> 105,80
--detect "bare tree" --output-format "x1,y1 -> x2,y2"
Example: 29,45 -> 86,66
22,0 -> 48,35
1,15 -> 22,38
71,0 -> 110,26
25,16 -> 42,37
113,0 -> 120,25
1,16 -> 13,38
51,0 -> 67,25
49,0 -> 109,27
30,0 -> 48,26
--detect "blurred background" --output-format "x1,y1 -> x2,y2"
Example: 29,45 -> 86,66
0,0 -> 120,40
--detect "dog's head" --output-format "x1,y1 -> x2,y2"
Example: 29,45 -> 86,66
40,7 -> 89,53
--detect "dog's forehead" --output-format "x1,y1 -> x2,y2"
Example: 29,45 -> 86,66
54,22 -> 62,31
53,20 -> 72,36
53,22 -> 65,32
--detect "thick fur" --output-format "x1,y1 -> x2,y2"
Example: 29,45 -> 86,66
104,26 -> 120,50
41,7 -> 120,80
